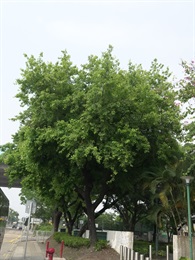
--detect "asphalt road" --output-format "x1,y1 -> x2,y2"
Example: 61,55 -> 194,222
0,227 -> 22,259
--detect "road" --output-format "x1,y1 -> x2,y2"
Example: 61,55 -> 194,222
0,228 -> 22,259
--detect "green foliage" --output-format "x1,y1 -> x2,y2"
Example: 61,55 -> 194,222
53,232 -> 108,251
179,258 -> 190,260
8,208 -> 19,223
35,223 -> 53,231
134,240 -> 172,257
1,46 -> 184,245
178,60 -> 195,143
95,240 -> 109,251
95,212 -> 122,231
53,232 -> 90,248
134,240 -> 150,255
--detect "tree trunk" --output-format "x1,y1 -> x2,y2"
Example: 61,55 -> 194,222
82,168 -> 98,246
87,205 -> 97,245
79,222 -> 88,237
153,223 -> 157,243
129,211 -> 137,232
63,202 -> 82,235
65,220 -> 73,235
77,167 -> 112,245
64,214 -> 75,235
53,208 -> 62,232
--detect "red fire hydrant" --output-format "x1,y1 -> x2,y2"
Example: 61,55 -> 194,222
46,247 -> 55,260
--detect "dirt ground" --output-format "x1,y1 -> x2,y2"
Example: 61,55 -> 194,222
46,237 -> 120,260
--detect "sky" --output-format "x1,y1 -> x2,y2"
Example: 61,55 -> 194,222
0,0 -> 195,218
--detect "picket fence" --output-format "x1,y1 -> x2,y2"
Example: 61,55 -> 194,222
120,244 -> 171,260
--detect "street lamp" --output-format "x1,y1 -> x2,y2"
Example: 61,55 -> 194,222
181,175 -> 194,260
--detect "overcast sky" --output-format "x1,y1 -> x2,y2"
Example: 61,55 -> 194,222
0,0 -> 194,218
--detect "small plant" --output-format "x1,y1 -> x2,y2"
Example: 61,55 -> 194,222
157,250 -> 166,256
95,240 -> 109,251
179,257 -> 190,260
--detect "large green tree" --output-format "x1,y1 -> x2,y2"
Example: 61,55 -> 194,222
1,47 -> 183,245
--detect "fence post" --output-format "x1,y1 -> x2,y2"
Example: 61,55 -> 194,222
60,240 -> 64,258
135,251 -> 139,260
131,249 -> 134,260
125,246 -> 129,260
120,245 -> 123,260
149,244 -> 152,260
166,245 -> 169,260
123,246 -> 126,260
140,254 -> 144,260
127,248 -> 131,260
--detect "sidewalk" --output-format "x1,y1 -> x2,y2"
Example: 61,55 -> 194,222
10,239 -> 65,260
11,239 -> 46,260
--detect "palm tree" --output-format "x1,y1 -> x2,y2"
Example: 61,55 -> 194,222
143,163 -> 186,241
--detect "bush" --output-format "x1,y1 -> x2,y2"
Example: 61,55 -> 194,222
133,240 -> 172,256
179,258 -> 190,260
35,223 -> 53,231
53,232 -> 90,248
95,240 -> 109,251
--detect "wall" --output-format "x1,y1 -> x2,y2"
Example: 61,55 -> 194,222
173,235 -> 195,260
83,230 -> 134,254
106,230 -> 134,254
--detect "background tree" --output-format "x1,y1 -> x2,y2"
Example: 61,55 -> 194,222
178,60 -> 195,143
8,208 -> 19,224
113,172 -> 151,232
95,212 -> 122,231
177,61 -> 195,233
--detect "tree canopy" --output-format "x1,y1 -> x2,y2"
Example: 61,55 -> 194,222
1,46 -> 184,244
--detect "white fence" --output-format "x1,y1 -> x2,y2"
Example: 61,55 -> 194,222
20,230 -> 36,241
120,244 -> 171,260
20,230 -> 52,242
36,231 -> 53,242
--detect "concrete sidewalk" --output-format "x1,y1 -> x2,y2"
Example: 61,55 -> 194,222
11,240 -> 46,260
10,239 -> 66,260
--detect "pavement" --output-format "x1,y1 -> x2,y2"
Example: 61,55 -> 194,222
0,228 -> 65,260
10,239 -> 66,260
10,239 -> 45,259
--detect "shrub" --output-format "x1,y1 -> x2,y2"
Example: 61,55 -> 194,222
95,240 -> 109,251
35,223 -> 53,231
53,232 -> 90,248
133,240 -> 172,256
